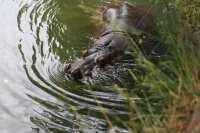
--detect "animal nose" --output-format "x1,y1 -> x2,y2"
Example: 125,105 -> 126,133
64,63 -> 83,80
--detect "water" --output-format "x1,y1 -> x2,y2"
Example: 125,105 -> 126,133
0,0 -> 130,132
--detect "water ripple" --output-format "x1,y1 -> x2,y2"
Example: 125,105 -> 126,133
17,0 -> 129,132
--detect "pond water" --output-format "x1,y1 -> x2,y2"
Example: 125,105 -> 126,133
0,0 -> 130,132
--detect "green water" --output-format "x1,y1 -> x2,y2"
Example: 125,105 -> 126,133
0,0 -> 129,132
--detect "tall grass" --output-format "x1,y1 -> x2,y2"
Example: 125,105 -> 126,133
112,0 -> 200,132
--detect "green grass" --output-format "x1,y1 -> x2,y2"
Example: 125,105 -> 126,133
109,0 -> 200,132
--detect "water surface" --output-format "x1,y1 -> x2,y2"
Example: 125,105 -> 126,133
0,0 -> 129,132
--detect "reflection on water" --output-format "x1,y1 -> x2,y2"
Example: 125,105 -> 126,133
0,0 -> 131,132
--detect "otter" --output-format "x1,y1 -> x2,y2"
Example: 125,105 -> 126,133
64,2 -> 153,81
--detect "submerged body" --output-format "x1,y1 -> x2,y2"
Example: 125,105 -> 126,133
64,2 -> 153,82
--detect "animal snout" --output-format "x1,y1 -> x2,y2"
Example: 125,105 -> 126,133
64,63 -> 83,80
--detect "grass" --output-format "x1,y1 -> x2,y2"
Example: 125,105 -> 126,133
108,0 -> 200,132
